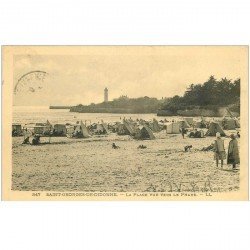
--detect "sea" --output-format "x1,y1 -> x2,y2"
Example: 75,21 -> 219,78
13,106 -> 161,125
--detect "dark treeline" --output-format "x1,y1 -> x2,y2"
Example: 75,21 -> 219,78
160,76 -> 240,113
71,96 -> 162,113
99,95 -> 160,113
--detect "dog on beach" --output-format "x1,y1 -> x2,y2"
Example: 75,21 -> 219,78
184,145 -> 193,152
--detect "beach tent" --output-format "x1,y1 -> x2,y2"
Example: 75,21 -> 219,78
102,122 -> 109,133
117,124 -> 127,135
222,116 -> 241,130
149,119 -> 162,132
117,121 -> 135,135
81,121 -> 92,137
214,119 -> 223,126
124,121 -> 135,134
96,123 -> 108,134
166,122 -> 181,134
53,124 -> 67,136
12,124 -> 22,136
234,117 -> 240,128
195,120 -> 207,128
67,121 -> 91,138
76,121 -> 91,138
205,122 -> 226,136
224,108 -> 234,118
134,125 -> 155,140
221,117 -> 236,130
35,120 -> 52,135
34,126 -> 50,135
179,120 -> 190,129
184,117 -> 194,126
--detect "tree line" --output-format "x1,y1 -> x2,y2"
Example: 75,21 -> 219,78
160,76 -> 240,113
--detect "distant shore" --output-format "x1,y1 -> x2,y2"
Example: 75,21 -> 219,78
49,106 -> 72,109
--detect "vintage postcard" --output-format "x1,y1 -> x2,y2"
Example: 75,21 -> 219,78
2,46 -> 249,200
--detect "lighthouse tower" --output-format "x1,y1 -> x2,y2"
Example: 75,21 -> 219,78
104,87 -> 108,102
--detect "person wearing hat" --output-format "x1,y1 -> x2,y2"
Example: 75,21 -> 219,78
227,134 -> 240,169
214,132 -> 226,168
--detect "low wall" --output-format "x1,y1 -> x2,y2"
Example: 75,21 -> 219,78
158,108 -> 226,117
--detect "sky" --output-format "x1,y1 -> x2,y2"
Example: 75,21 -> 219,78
13,46 -> 247,106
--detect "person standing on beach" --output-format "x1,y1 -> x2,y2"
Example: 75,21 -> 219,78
181,127 -> 185,139
214,132 -> 226,168
227,134 -> 240,169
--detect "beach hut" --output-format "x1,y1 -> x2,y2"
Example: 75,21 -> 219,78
134,125 -> 155,140
53,124 -> 67,136
205,122 -> 226,136
166,122 -> 181,134
12,124 -> 22,136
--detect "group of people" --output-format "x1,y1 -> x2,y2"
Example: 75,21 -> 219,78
214,132 -> 240,169
180,128 -> 205,139
22,135 -> 41,145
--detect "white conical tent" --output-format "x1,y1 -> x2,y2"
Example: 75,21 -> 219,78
205,122 -> 226,136
80,121 -> 91,138
67,121 -> 91,138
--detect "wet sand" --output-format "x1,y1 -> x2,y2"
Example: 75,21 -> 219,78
12,131 -> 240,192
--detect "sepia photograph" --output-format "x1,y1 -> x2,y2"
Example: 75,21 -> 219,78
2,46 -> 248,200
2,2 -> 250,250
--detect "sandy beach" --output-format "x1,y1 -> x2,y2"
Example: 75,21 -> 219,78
12,130 -> 240,192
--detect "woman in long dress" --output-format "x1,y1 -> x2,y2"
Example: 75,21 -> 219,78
227,134 -> 240,169
214,132 -> 226,168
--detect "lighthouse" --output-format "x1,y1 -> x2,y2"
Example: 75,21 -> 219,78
104,87 -> 108,102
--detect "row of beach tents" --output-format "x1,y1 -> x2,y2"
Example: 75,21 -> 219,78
12,116 -> 240,140
12,119 -> 157,140
12,120 -> 91,138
